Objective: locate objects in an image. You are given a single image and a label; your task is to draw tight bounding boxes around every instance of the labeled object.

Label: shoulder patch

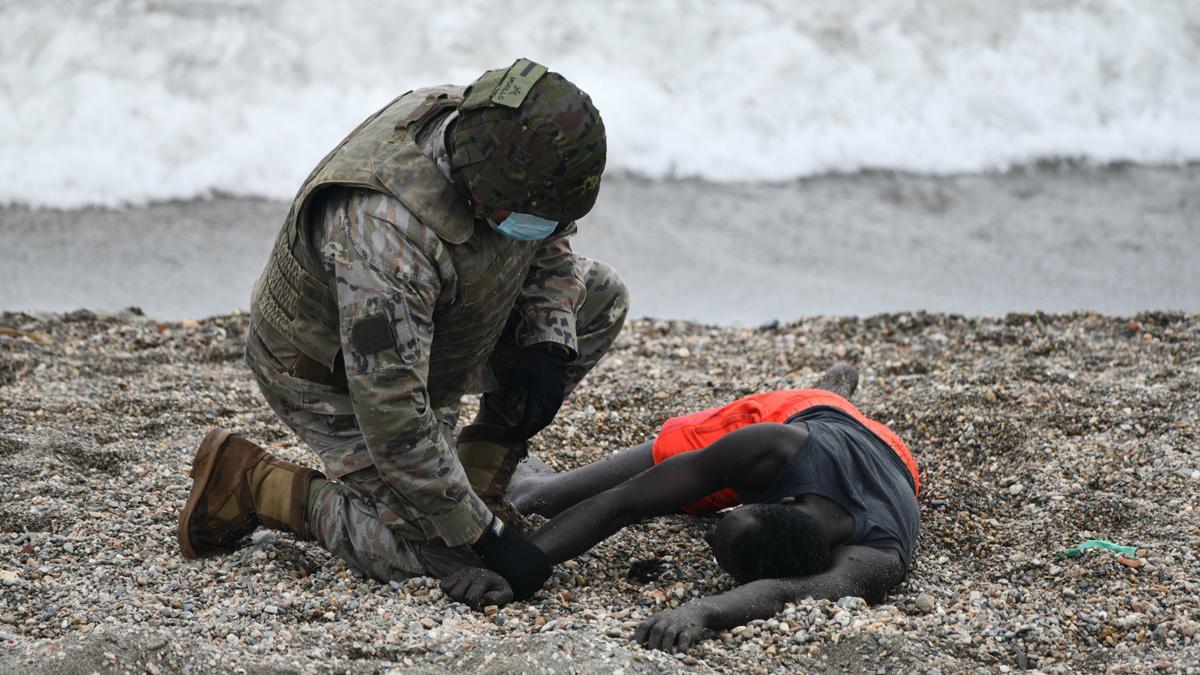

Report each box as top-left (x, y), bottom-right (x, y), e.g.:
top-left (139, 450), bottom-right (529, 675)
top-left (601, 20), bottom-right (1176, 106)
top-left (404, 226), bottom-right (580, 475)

top-left (350, 313), bottom-right (395, 355)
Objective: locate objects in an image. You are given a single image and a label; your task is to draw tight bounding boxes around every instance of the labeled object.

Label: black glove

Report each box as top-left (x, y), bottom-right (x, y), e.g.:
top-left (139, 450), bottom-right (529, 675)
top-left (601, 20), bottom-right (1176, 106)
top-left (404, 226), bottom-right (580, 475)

top-left (499, 342), bottom-right (572, 442)
top-left (470, 516), bottom-right (552, 600)
top-left (440, 567), bottom-right (514, 610)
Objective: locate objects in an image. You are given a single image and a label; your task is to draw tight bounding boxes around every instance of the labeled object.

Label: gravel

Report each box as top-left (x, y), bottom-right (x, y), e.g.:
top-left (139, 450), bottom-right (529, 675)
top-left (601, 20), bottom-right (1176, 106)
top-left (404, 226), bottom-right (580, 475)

top-left (0, 309), bottom-right (1198, 672)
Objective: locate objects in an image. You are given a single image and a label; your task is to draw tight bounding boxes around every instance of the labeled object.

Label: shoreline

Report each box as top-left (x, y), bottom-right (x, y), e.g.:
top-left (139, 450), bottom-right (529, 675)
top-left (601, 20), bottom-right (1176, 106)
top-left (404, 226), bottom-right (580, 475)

top-left (2, 165), bottom-right (1198, 323)
top-left (1, 310), bottom-right (1197, 672)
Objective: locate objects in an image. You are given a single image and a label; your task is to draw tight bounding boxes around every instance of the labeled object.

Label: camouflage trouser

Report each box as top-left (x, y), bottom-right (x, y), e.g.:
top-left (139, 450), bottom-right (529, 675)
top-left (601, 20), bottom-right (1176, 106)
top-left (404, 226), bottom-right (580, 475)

top-left (250, 257), bottom-right (628, 581)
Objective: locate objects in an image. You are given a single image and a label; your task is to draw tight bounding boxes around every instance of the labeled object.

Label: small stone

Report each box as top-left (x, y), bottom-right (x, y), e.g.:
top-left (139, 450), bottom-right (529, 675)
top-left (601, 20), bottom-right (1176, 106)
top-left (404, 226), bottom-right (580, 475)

top-left (1008, 483), bottom-right (1024, 495)
top-left (836, 596), bottom-right (867, 611)
top-left (792, 631), bottom-right (809, 644)
top-left (915, 593), bottom-right (935, 614)
top-left (833, 611), bottom-right (851, 627)
top-left (983, 390), bottom-right (997, 403)
top-left (420, 618), bottom-right (435, 629)
top-left (264, 605), bottom-right (279, 615)
top-left (0, 571), bottom-right (18, 586)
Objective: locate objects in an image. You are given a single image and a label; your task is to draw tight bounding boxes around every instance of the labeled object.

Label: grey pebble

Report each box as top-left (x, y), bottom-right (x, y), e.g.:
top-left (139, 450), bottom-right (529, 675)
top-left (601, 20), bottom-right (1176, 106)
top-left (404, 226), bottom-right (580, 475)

top-left (915, 593), bottom-right (935, 614)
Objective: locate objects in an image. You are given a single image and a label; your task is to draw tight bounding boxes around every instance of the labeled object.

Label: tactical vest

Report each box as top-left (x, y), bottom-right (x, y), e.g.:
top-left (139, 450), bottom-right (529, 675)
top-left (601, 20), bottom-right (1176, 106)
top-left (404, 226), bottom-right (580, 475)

top-left (251, 86), bottom-right (541, 408)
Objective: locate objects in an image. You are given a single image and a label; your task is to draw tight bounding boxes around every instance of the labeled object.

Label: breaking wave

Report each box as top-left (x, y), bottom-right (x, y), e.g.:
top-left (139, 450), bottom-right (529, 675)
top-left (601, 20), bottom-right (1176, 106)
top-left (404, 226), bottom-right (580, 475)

top-left (2, 0), bottom-right (1198, 207)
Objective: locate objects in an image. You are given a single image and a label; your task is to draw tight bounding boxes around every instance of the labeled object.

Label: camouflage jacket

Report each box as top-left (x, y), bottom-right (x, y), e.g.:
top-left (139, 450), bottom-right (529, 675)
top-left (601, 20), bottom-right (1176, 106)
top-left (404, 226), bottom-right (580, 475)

top-left (248, 88), bottom-right (586, 546)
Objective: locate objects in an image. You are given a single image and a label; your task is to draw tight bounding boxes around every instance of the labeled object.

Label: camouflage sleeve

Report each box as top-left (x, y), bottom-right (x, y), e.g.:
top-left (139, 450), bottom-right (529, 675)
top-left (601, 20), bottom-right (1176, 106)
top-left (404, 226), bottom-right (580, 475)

top-left (322, 189), bottom-right (492, 547)
top-left (514, 221), bottom-right (585, 354)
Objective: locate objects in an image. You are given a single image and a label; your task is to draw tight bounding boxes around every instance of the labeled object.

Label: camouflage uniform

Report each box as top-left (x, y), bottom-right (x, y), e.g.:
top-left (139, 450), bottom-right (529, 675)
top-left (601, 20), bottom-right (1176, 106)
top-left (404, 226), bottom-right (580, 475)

top-left (245, 83), bottom-right (625, 581)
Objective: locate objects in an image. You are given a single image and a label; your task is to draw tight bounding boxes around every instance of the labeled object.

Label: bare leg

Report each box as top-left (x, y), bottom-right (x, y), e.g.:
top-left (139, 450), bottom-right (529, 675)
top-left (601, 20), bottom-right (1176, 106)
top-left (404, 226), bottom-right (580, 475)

top-left (814, 363), bottom-right (858, 400)
top-left (507, 441), bottom-right (654, 518)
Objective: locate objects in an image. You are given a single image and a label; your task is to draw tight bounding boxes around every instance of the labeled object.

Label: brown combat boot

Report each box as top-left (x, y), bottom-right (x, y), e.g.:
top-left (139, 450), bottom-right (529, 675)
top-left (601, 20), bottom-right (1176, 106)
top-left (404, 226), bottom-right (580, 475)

top-left (456, 423), bottom-right (532, 533)
top-left (178, 428), bottom-right (324, 559)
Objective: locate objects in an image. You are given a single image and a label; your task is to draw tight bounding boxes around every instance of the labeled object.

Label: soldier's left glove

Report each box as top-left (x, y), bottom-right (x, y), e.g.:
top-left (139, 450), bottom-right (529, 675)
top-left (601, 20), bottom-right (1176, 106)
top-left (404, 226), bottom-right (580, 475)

top-left (500, 342), bottom-right (572, 442)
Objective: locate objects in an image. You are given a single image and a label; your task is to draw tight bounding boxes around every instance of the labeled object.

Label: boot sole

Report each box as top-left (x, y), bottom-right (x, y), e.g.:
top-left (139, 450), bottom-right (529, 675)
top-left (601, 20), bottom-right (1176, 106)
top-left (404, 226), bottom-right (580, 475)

top-left (177, 428), bottom-right (233, 559)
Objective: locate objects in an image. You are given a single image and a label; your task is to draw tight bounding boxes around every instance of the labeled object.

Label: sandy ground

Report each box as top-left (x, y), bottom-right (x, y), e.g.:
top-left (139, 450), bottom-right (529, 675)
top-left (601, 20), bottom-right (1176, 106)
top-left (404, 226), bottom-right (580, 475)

top-left (2, 165), bottom-right (1198, 323)
top-left (0, 310), bottom-right (1197, 673)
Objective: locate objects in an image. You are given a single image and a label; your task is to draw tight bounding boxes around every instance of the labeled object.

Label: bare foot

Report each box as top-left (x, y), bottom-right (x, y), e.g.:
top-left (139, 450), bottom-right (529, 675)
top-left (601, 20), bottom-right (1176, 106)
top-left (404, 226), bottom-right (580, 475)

top-left (506, 455), bottom-right (556, 515)
top-left (813, 363), bottom-right (859, 400)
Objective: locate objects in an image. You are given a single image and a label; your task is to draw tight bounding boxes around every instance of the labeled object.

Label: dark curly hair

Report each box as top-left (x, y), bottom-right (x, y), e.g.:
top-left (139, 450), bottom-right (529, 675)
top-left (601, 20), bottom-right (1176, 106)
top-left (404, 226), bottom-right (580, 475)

top-left (728, 504), bottom-right (832, 583)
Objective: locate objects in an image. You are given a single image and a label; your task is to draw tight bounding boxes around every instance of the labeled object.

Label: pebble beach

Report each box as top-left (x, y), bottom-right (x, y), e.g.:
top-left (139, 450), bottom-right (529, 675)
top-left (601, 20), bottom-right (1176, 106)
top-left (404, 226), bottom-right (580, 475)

top-left (0, 309), bottom-right (1197, 673)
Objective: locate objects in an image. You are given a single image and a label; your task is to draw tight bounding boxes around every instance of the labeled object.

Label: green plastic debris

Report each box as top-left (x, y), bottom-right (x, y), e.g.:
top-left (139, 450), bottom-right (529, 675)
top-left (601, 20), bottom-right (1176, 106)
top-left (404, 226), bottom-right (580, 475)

top-left (1055, 539), bottom-right (1138, 559)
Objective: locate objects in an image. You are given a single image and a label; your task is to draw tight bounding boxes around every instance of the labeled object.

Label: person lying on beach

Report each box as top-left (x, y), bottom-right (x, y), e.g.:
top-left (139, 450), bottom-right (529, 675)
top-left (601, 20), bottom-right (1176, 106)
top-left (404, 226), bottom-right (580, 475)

top-left (441, 364), bottom-right (920, 652)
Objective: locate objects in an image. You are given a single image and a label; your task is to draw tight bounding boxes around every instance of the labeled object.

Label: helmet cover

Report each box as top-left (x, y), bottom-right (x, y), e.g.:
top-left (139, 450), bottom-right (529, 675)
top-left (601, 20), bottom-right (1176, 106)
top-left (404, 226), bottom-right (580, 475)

top-left (450, 58), bottom-right (606, 222)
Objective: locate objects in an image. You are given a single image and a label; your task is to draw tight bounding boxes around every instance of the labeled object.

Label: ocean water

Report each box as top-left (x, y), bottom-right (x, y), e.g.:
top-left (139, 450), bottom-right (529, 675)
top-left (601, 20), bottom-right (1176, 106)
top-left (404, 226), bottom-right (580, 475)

top-left (2, 0), bottom-right (1199, 208)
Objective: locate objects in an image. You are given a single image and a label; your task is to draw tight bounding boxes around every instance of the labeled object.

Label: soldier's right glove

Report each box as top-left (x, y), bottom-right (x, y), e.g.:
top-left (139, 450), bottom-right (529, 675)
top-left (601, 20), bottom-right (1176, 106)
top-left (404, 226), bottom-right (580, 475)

top-left (440, 567), bottom-right (514, 610)
top-left (470, 515), bottom-right (552, 600)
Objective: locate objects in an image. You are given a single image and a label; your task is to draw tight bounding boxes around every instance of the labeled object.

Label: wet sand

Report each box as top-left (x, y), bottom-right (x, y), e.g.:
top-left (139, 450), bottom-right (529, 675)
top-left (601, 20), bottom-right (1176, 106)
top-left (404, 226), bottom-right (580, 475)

top-left (0, 310), bottom-right (1197, 672)
top-left (2, 165), bottom-right (1197, 323)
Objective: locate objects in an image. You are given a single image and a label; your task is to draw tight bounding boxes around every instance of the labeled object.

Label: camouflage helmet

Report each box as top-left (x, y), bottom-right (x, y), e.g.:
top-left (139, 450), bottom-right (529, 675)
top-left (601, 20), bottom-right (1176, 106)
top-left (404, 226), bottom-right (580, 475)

top-left (449, 58), bottom-right (606, 222)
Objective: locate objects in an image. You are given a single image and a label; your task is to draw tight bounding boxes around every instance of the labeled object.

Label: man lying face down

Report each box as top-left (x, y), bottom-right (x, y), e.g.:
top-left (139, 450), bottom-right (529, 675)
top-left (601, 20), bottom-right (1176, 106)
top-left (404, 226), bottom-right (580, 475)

top-left (442, 364), bottom-right (921, 652)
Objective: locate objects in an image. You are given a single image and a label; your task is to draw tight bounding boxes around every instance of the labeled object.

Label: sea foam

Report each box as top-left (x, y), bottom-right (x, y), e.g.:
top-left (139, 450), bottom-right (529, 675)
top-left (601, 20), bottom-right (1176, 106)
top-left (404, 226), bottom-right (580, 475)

top-left (2, 0), bottom-right (1198, 208)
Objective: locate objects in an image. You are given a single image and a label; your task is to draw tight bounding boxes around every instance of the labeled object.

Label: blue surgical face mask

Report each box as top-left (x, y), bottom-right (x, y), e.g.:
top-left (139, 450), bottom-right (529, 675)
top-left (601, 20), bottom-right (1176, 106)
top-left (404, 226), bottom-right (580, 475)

top-left (486, 212), bottom-right (560, 241)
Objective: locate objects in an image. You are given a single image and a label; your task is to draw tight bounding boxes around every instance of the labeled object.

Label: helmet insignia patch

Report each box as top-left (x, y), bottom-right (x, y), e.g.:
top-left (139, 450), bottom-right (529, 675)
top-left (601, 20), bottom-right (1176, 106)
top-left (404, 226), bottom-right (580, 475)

top-left (491, 59), bottom-right (549, 109)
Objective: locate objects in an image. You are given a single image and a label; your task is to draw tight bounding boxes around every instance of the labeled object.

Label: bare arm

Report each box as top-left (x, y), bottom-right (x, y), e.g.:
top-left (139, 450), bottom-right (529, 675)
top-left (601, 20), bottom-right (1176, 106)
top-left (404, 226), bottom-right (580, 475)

top-left (528, 423), bottom-right (802, 563)
top-left (635, 545), bottom-right (906, 652)
top-left (527, 446), bottom-right (722, 563)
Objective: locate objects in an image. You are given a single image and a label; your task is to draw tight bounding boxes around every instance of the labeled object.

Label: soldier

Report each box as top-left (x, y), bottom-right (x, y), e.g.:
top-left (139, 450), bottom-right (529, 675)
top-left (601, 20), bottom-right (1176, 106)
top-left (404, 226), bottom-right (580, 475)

top-left (177, 58), bottom-right (627, 601)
